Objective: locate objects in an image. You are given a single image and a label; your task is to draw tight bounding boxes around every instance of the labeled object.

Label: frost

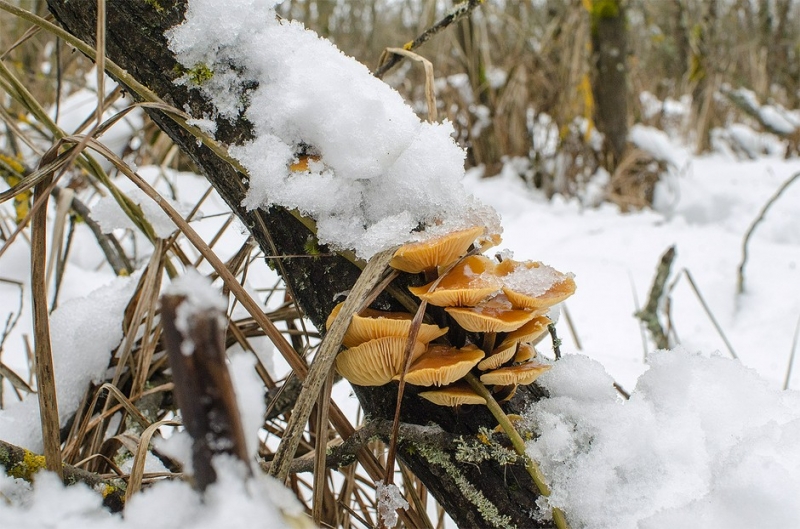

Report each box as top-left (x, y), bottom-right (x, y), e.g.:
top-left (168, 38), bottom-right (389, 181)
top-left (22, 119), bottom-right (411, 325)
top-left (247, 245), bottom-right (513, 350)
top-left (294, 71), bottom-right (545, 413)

top-left (376, 481), bottom-right (409, 528)
top-left (502, 262), bottom-right (573, 298)
top-left (167, 0), bottom-right (499, 259)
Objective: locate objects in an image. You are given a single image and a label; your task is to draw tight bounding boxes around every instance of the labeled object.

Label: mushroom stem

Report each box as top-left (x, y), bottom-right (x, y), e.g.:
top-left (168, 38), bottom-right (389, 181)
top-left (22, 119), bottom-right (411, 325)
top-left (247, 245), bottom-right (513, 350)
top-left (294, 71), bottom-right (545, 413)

top-left (482, 332), bottom-right (496, 355)
top-left (464, 373), bottom-right (570, 529)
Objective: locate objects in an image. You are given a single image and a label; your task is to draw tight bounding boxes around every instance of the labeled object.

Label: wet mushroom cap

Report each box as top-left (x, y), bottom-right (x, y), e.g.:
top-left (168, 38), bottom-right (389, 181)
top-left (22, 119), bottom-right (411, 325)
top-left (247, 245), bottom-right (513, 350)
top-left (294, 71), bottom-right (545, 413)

top-left (408, 255), bottom-right (501, 307)
top-left (445, 294), bottom-right (539, 333)
top-left (477, 341), bottom-right (517, 371)
top-left (418, 383), bottom-right (486, 406)
top-left (389, 226), bottom-right (485, 274)
top-left (496, 259), bottom-right (576, 310)
top-left (336, 337), bottom-right (425, 386)
top-left (479, 362), bottom-right (552, 386)
top-left (402, 344), bottom-right (485, 386)
top-left (498, 316), bottom-right (552, 349)
top-left (513, 343), bottom-right (537, 363)
top-left (326, 303), bottom-right (448, 348)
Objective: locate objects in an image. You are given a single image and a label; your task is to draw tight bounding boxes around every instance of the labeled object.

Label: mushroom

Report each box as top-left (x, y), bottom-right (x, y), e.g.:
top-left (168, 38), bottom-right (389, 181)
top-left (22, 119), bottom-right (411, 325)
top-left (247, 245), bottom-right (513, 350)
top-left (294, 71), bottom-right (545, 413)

top-left (401, 344), bottom-right (485, 387)
top-left (496, 259), bottom-right (576, 310)
top-left (476, 341), bottom-right (517, 371)
top-left (479, 362), bottom-right (552, 386)
top-left (289, 154), bottom-right (321, 172)
top-left (491, 384), bottom-right (517, 403)
top-left (326, 303), bottom-right (448, 348)
top-left (418, 383), bottom-right (486, 406)
top-left (389, 226), bottom-right (485, 275)
top-left (444, 294), bottom-right (539, 334)
top-left (408, 255), bottom-right (501, 307)
top-left (335, 337), bottom-right (425, 386)
top-left (513, 343), bottom-right (537, 363)
top-left (497, 315), bottom-right (551, 349)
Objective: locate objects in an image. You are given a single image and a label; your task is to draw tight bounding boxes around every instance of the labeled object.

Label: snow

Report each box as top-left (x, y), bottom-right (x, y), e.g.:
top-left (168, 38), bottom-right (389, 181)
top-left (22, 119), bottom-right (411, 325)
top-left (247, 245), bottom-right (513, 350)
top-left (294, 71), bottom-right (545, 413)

top-left (629, 124), bottom-right (688, 168)
top-left (90, 187), bottom-right (187, 239)
top-left (0, 459), bottom-right (308, 529)
top-left (376, 481), bottom-right (409, 528)
top-left (0, 275), bottom-right (136, 451)
top-left (525, 351), bottom-right (800, 529)
top-left (167, 0), bottom-right (499, 259)
top-left (164, 269), bottom-right (228, 356)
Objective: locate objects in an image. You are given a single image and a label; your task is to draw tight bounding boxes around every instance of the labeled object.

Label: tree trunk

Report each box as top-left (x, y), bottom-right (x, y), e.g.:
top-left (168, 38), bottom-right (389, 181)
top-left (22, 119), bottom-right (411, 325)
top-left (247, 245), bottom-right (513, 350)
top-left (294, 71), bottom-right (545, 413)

top-left (45, 1), bottom-right (553, 527)
top-left (590, 0), bottom-right (628, 168)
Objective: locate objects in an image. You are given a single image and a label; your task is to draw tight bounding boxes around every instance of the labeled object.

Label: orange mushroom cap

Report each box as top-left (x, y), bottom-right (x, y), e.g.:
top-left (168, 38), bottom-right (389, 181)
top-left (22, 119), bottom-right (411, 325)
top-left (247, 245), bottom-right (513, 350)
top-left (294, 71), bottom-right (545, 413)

top-left (336, 337), bottom-right (425, 386)
top-left (408, 255), bottom-right (501, 307)
top-left (513, 343), bottom-right (537, 363)
top-left (389, 226), bottom-right (485, 274)
top-left (326, 303), bottom-right (448, 348)
top-left (479, 362), bottom-right (552, 386)
top-left (477, 341), bottom-right (517, 371)
top-left (402, 344), bottom-right (485, 386)
top-left (445, 294), bottom-right (540, 333)
top-left (496, 259), bottom-right (576, 310)
top-left (418, 383), bottom-right (486, 406)
top-left (498, 315), bottom-right (552, 349)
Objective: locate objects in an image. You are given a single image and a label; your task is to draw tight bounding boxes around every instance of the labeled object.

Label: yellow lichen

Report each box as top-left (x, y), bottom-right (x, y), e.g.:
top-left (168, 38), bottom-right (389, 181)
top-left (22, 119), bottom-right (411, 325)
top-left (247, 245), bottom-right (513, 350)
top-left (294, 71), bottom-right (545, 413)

top-left (8, 450), bottom-right (46, 480)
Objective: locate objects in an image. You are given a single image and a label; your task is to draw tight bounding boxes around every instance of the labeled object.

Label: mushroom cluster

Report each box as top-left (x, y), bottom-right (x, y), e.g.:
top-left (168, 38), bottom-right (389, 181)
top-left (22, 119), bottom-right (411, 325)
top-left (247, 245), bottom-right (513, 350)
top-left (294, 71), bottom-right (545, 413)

top-left (332, 226), bottom-right (576, 407)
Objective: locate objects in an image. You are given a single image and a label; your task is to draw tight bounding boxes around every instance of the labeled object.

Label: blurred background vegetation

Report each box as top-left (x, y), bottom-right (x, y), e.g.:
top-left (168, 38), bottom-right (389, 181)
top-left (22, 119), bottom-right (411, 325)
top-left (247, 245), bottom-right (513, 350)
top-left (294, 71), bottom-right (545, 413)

top-left (2, 0), bottom-right (798, 210)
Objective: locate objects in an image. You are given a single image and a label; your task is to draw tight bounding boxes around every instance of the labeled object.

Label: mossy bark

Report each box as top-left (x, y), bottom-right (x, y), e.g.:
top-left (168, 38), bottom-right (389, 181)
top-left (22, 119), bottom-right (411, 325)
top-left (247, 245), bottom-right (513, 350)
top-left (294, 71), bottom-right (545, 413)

top-left (46, 2), bottom-right (555, 526)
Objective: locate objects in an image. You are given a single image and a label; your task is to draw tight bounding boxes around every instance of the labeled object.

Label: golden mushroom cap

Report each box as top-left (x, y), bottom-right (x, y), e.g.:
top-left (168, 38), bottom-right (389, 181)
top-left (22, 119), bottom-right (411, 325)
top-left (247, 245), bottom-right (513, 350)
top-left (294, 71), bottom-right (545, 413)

top-left (402, 344), bottom-right (485, 387)
top-left (326, 303), bottom-right (448, 348)
top-left (513, 343), bottom-right (537, 363)
top-left (498, 316), bottom-right (552, 349)
top-left (496, 259), bottom-right (576, 310)
top-left (479, 362), bottom-right (552, 386)
top-left (336, 337), bottom-right (425, 386)
top-left (408, 255), bottom-right (502, 307)
top-left (477, 341), bottom-right (517, 371)
top-left (389, 226), bottom-right (485, 274)
top-left (418, 383), bottom-right (486, 406)
top-left (445, 294), bottom-right (539, 333)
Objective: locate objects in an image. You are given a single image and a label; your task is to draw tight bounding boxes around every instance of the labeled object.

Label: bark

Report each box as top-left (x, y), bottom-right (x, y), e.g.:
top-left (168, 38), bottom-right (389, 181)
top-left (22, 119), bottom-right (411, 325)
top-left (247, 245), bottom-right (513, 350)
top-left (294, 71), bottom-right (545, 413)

top-left (45, 1), bottom-right (553, 527)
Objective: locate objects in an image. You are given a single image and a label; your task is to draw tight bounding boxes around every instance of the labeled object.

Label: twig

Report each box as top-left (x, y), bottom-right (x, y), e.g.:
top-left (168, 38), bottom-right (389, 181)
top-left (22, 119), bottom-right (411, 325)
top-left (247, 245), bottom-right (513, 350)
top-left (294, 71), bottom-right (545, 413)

top-left (561, 304), bottom-right (582, 351)
top-left (374, 0), bottom-right (485, 79)
top-left (737, 170), bottom-right (800, 294)
top-left (312, 370), bottom-right (334, 525)
top-left (51, 186), bottom-right (132, 275)
top-left (161, 293), bottom-right (250, 492)
top-left (547, 323), bottom-right (562, 360)
top-left (464, 373), bottom-right (570, 529)
top-left (269, 248), bottom-right (395, 482)
top-left (635, 246), bottom-right (676, 351)
top-left (379, 48), bottom-right (438, 122)
top-left (681, 268), bottom-right (739, 360)
top-left (783, 313), bottom-right (800, 390)
top-left (30, 147), bottom-right (62, 479)
top-left (260, 420), bottom-right (455, 475)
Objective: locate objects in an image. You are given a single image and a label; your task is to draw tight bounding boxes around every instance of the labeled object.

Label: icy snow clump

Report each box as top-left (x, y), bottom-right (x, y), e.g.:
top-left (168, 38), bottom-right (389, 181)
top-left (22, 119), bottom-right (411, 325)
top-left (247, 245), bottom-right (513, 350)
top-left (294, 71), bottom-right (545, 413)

top-left (525, 350), bottom-right (800, 529)
top-left (167, 0), bottom-right (499, 259)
